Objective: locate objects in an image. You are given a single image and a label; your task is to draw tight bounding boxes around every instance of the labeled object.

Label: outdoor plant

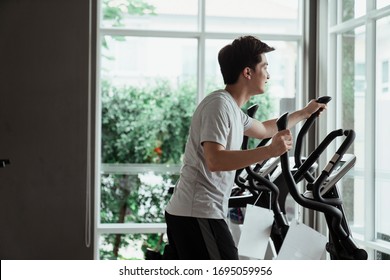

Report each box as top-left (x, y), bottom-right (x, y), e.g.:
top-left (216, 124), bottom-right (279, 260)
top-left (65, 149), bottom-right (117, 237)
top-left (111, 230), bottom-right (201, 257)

top-left (100, 79), bottom-right (196, 259)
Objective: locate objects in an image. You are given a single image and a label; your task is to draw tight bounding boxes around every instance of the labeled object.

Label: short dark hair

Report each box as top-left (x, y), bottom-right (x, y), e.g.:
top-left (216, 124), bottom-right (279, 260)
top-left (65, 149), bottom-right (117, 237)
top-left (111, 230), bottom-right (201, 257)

top-left (218, 36), bottom-right (275, 85)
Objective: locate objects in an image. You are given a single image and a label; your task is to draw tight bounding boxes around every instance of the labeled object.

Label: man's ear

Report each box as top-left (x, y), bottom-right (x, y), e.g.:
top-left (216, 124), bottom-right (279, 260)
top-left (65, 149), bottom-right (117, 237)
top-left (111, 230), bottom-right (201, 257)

top-left (243, 67), bottom-right (251, 79)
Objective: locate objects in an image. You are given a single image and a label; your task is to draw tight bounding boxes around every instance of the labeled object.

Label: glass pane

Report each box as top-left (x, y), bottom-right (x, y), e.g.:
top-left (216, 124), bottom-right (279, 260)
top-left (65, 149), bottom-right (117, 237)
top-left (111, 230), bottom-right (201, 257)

top-left (341, 0), bottom-right (366, 22)
top-left (377, 0), bottom-right (390, 9)
top-left (205, 0), bottom-right (300, 34)
top-left (101, 36), bottom-right (197, 87)
top-left (339, 26), bottom-right (366, 236)
top-left (376, 250), bottom-right (390, 260)
top-left (204, 39), bottom-right (226, 93)
top-left (375, 16), bottom-right (390, 243)
top-left (101, 0), bottom-right (198, 31)
top-left (101, 36), bottom-right (197, 165)
top-left (100, 172), bottom-right (178, 223)
top-left (100, 233), bottom-right (167, 259)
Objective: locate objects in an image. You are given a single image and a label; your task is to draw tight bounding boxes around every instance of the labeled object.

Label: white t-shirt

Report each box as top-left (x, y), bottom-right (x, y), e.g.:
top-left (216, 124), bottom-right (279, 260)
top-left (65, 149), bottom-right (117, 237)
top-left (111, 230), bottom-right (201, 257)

top-left (165, 90), bottom-right (253, 219)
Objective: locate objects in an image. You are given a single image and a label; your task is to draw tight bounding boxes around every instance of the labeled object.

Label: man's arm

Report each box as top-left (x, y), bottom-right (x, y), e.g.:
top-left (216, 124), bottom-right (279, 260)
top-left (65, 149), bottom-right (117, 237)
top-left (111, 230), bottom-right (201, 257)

top-left (203, 99), bottom-right (326, 172)
top-left (203, 129), bottom-right (292, 172)
top-left (244, 99), bottom-right (326, 140)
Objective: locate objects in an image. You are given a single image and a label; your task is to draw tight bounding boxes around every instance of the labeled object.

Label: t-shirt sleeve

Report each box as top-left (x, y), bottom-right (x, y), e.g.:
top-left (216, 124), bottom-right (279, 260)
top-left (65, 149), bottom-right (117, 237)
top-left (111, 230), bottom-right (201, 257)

top-left (200, 100), bottom-right (230, 148)
top-left (242, 110), bottom-right (254, 131)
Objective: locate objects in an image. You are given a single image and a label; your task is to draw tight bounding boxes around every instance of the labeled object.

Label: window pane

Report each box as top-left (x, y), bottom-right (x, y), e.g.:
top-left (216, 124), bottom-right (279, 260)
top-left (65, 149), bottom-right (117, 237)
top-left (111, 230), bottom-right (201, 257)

top-left (375, 16), bottom-right (390, 243)
top-left (204, 39), bottom-right (226, 93)
top-left (382, 61), bottom-right (389, 84)
top-left (100, 36), bottom-right (196, 226)
top-left (339, 26), bottom-right (366, 236)
top-left (376, 250), bottom-right (390, 260)
top-left (101, 36), bottom-right (197, 87)
top-left (377, 0), bottom-right (390, 9)
top-left (205, 0), bottom-right (300, 34)
top-left (341, 0), bottom-right (366, 22)
top-left (100, 233), bottom-right (167, 260)
top-left (101, 36), bottom-right (197, 165)
top-left (100, 172), bottom-right (178, 224)
top-left (101, 0), bottom-right (198, 31)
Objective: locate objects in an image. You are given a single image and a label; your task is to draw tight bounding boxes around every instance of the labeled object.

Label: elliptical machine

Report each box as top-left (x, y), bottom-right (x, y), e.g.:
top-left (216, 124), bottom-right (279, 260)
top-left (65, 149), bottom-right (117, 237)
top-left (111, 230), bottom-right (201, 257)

top-left (229, 98), bottom-right (329, 255)
top-left (229, 96), bottom-right (367, 259)
top-left (276, 109), bottom-right (368, 260)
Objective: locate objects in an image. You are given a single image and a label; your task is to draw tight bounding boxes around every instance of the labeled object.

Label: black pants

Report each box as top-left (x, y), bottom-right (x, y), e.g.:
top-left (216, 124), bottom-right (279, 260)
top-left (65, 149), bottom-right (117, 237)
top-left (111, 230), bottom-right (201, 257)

top-left (164, 211), bottom-right (238, 260)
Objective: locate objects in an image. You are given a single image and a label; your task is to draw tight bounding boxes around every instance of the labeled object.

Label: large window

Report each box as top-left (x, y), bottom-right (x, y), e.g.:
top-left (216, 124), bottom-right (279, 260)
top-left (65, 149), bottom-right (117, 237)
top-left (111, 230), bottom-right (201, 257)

top-left (327, 0), bottom-right (390, 259)
top-left (96, 0), bottom-right (302, 259)
top-left (375, 15), bottom-right (390, 253)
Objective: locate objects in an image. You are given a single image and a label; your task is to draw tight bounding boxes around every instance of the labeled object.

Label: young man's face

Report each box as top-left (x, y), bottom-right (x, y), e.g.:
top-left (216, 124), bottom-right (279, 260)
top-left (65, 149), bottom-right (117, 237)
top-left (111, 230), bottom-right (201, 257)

top-left (251, 53), bottom-right (270, 94)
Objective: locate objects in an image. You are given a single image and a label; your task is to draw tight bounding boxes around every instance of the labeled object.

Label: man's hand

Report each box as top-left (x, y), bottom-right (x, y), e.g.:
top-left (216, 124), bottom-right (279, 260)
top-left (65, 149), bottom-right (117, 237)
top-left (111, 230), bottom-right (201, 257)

top-left (303, 99), bottom-right (327, 118)
top-left (269, 129), bottom-right (293, 157)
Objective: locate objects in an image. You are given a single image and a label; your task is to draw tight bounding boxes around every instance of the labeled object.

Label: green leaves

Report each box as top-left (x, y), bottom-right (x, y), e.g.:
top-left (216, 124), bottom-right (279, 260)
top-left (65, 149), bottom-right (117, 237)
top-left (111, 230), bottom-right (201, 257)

top-left (102, 0), bottom-right (156, 27)
top-left (101, 79), bottom-right (196, 164)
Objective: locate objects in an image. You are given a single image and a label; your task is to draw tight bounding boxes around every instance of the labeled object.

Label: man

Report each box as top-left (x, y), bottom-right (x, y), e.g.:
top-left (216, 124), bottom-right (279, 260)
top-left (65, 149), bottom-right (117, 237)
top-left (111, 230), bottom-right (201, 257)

top-left (164, 35), bottom-right (326, 259)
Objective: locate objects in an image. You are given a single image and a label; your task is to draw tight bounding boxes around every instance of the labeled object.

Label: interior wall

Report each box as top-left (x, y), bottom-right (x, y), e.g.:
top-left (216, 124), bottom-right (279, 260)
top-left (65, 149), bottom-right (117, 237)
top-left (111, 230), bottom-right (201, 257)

top-left (0, 0), bottom-right (96, 259)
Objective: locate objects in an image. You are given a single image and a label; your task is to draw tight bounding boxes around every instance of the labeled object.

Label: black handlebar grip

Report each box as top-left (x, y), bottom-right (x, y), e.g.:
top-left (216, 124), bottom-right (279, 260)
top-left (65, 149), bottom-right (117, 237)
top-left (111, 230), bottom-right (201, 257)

top-left (241, 104), bottom-right (259, 150)
top-left (246, 104), bottom-right (259, 118)
top-left (313, 96), bottom-right (331, 117)
top-left (276, 112), bottom-right (289, 131)
top-left (316, 96), bottom-right (332, 104)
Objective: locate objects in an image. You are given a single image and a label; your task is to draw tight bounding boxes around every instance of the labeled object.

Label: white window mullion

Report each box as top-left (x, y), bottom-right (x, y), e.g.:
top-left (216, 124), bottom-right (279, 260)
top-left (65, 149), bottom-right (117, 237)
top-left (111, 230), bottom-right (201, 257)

top-left (318, 0), bottom-right (329, 169)
top-left (327, 0), bottom-right (338, 152)
top-left (100, 28), bottom-right (201, 38)
top-left (335, 32), bottom-right (343, 132)
top-left (197, 0), bottom-right (206, 103)
top-left (364, 0), bottom-right (377, 259)
top-left (301, 0), bottom-right (309, 111)
top-left (97, 223), bottom-right (166, 235)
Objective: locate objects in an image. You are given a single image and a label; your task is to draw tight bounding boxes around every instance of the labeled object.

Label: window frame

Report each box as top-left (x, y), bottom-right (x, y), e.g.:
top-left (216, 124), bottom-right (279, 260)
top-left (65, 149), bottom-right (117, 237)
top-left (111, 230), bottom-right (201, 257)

top-left (94, 0), bottom-right (306, 259)
top-left (324, 0), bottom-right (390, 258)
